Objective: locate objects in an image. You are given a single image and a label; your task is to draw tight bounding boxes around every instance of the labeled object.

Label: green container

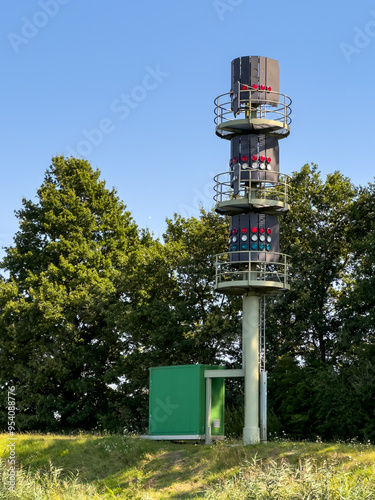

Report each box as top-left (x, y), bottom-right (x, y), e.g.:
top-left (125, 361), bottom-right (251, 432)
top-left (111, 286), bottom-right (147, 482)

top-left (149, 365), bottom-right (225, 438)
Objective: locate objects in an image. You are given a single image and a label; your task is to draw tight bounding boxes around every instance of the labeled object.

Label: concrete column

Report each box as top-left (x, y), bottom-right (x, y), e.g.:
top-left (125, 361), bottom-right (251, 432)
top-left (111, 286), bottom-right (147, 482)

top-left (242, 293), bottom-right (260, 445)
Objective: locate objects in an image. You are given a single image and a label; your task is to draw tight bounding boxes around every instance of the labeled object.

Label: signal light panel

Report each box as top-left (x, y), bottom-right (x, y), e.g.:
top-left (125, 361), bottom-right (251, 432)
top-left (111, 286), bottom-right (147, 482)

top-left (229, 214), bottom-right (279, 263)
top-left (229, 135), bottom-right (280, 195)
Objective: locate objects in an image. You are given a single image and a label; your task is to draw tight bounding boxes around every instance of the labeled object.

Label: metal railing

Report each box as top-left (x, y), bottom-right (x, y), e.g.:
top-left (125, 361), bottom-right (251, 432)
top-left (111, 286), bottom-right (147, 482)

top-left (214, 84), bottom-right (292, 134)
top-left (214, 251), bottom-right (290, 291)
top-left (213, 168), bottom-right (290, 209)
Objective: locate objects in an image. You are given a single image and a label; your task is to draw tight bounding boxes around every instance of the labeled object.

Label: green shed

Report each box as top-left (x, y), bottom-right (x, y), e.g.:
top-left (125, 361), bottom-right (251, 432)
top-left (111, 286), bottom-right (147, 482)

top-left (147, 364), bottom-right (225, 439)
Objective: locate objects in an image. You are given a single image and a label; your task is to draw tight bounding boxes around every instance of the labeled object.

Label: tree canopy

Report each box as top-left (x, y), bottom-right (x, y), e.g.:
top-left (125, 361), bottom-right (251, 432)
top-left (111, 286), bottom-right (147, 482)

top-left (0, 156), bottom-right (139, 431)
top-left (1, 157), bottom-right (375, 441)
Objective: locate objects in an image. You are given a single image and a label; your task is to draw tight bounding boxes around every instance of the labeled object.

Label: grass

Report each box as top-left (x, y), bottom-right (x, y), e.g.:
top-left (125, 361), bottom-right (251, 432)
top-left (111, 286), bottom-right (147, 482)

top-left (1, 433), bottom-right (375, 498)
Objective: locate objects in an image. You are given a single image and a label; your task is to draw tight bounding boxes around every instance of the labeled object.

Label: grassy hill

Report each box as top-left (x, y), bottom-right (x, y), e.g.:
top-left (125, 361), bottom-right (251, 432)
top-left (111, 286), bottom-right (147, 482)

top-left (1, 433), bottom-right (375, 498)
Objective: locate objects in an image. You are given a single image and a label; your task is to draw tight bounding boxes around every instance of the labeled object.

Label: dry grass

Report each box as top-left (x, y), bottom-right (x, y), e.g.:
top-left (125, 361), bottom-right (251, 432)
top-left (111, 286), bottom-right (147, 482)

top-left (0, 433), bottom-right (374, 498)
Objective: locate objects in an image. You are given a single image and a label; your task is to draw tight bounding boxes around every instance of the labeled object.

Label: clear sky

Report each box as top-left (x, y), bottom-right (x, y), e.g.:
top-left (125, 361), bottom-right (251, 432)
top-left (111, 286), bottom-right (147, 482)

top-left (1, 0), bottom-right (375, 259)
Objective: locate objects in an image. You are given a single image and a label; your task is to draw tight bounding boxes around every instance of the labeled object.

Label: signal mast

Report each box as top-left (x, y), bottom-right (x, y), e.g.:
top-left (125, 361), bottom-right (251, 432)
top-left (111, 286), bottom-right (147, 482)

top-left (213, 56), bottom-right (292, 444)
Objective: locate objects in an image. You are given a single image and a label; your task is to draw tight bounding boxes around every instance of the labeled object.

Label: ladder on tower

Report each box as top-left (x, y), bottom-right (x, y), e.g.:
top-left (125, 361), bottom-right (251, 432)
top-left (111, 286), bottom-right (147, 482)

top-left (259, 296), bottom-right (267, 442)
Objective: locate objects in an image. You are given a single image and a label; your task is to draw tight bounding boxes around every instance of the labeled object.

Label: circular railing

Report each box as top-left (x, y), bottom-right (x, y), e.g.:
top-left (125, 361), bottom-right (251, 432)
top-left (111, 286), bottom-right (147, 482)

top-left (213, 169), bottom-right (290, 214)
top-left (214, 86), bottom-right (292, 139)
top-left (214, 251), bottom-right (290, 295)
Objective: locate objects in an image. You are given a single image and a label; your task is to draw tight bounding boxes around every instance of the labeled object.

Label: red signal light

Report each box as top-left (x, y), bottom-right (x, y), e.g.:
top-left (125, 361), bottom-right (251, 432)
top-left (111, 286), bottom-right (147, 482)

top-left (233, 157), bottom-right (237, 163)
top-left (260, 156), bottom-right (266, 162)
top-left (252, 84), bottom-right (258, 89)
top-left (267, 86), bottom-right (271, 91)
top-left (266, 157), bottom-right (271, 163)
top-left (241, 227), bottom-right (248, 233)
top-left (251, 227), bottom-right (257, 233)
top-left (260, 85), bottom-right (266, 90)
top-left (260, 227), bottom-right (265, 234)
top-left (241, 85), bottom-right (247, 90)
top-left (242, 155), bottom-right (248, 162)
top-left (251, 155), bottom-right (257, 162)
top-left (232, 228), bottom-right (237, 235)
top-left (267, 228), bottom-right (271, 235)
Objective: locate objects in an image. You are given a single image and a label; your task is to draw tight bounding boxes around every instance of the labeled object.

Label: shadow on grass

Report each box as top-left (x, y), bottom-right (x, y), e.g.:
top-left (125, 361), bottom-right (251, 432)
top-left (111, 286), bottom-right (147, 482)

top-left (1, 434), bottom-right (160, 481)
top-left (1, 435), bottom-right (374, 499)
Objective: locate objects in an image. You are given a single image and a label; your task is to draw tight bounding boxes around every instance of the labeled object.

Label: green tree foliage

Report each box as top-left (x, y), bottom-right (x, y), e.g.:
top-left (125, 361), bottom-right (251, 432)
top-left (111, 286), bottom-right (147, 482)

top-left (267, 165), bottom-right (357, 366)
top-left (1, 158), bottom-right (375, 441)
top-left (119, 211), bottom-right (243, 431)
top-left (338, 182), bottom-right (375, 346)
top-left (267, 166), bottom-right (375, 442)
top-left (0, 156), bottom-right (139, 432)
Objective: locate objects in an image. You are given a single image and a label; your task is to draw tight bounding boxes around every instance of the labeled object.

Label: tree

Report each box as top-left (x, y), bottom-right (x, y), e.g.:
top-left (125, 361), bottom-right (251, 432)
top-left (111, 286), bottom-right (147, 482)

top-left (0, 156), bottom-right (139, 432)
top-left (118, 210), bottom-right (243, 431)
top-left (338, 182), bottom-right (375, 350)
top-left (265, 165), bottom-right (364, 440)
top-left (266, 164), bottom-right (357, 367)
top-left (329, 181), bottom-right (375, 441)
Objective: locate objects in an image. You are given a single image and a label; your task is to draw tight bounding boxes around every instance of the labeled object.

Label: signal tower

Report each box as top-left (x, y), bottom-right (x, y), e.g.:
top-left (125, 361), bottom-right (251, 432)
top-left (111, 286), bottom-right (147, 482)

top-left (213, 56), bottom-right (292, 444)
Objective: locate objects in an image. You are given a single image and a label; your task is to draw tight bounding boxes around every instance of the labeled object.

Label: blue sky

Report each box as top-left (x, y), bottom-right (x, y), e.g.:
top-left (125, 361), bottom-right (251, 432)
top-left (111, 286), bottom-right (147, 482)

top-left (1, 0), bottom-right (375, 259)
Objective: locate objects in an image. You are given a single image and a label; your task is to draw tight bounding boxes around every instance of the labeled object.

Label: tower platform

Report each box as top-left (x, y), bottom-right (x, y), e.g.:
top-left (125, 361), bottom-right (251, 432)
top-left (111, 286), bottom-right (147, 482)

top-left (214, 251), bottom-right (290, 295)
top-left (214, 169), bottom-right (290, 216)
top-left (214, 88), bottom-right (292, 140)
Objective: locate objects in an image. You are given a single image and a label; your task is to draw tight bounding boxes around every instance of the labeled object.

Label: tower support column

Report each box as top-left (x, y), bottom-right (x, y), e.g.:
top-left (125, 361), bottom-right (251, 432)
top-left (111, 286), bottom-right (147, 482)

top-left (242, 293), bottom-right (260, 445)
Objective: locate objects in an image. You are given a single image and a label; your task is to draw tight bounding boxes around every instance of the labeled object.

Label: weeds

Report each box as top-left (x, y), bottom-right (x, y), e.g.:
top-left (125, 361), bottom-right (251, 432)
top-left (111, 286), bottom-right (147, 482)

top-left (0, 459), bottom-right (102, 499)
top-left (203, 455), bottom-right (375, 499)
top-left (1, 434), bottom-right (375, 499)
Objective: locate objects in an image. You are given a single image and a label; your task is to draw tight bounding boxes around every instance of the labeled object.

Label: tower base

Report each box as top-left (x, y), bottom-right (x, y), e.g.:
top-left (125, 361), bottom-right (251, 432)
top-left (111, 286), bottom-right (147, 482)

top-left (243, 426), bottom-right (260, 445)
